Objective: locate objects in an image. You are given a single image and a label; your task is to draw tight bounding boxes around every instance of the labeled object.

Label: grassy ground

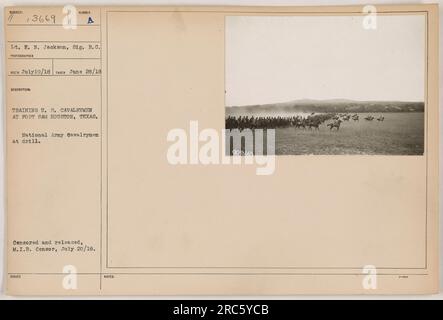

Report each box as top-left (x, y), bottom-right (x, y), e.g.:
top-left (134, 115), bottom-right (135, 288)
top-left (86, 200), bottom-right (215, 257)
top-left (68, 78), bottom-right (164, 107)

top-left (228, 112), bottom-right (424, 155)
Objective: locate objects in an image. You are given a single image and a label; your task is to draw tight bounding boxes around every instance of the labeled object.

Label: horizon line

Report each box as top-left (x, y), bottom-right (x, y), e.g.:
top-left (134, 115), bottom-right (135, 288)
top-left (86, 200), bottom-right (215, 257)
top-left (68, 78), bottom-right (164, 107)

top-left (226, 98), bottom-right (425, 108)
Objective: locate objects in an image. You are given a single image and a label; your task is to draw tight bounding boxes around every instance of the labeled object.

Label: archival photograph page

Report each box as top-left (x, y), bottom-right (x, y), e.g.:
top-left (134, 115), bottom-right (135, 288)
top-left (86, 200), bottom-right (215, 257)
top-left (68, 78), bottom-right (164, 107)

top-left (4, 4), bottom-right (439, 295)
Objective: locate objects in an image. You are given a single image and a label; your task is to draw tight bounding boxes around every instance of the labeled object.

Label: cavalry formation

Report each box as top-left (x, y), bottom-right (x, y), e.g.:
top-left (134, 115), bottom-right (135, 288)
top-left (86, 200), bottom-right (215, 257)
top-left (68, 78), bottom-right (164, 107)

top-left (226, 113), bottom-right (386, 132)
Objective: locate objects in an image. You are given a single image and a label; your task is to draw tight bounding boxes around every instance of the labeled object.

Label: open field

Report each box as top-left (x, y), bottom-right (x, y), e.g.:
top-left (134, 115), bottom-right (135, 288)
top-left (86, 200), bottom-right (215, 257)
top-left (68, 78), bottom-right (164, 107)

top-left (225, 112), bottom-right (424, 155)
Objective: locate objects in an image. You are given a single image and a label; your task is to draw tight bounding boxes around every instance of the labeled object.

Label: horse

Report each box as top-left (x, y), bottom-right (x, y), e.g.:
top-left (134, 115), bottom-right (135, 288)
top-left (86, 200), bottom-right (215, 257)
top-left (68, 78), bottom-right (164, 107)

top-left (294, 122), bottom-right (306, 129)
top-left (308, 122), bottom-right (320, 130)
top-left (327, 120), bottom-right (341, 131)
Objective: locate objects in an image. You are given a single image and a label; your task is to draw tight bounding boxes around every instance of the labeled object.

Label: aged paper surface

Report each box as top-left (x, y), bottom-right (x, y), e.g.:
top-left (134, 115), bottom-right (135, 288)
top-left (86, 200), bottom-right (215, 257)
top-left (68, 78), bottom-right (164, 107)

top-left (4, 4), bottom-right (439, 295)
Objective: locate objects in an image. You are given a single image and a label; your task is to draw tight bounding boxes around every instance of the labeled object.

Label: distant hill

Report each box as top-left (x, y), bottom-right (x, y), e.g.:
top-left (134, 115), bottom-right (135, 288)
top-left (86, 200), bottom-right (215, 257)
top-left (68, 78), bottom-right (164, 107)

top-left (226, 99), bottom-right (424, 114)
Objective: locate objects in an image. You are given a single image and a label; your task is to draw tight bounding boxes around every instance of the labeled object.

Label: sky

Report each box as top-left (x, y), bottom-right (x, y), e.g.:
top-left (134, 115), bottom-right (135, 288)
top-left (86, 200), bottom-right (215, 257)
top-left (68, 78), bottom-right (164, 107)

top-left (225, 15), bottom-right (425, 106)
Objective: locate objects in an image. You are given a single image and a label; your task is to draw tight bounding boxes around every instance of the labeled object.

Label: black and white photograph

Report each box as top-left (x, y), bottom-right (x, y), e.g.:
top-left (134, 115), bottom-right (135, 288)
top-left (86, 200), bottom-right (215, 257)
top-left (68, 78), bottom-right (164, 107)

top-left (225, 15), bottom-right (425, 155)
